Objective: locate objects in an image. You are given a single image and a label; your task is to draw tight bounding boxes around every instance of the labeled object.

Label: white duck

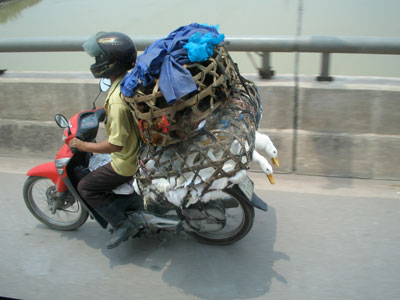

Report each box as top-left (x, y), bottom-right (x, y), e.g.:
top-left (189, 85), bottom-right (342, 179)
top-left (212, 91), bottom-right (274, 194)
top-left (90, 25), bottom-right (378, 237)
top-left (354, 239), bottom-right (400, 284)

top-left (252, 149), bottom-right (275, 184)
top-left (255, 131), bottom-right (279, 167)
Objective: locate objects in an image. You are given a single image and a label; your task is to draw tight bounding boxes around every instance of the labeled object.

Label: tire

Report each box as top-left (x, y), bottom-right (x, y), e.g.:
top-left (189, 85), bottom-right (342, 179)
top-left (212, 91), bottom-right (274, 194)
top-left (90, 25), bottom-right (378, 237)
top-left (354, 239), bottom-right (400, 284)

top-left (23, 176), bottom-right (88, 231)
top-left (190, 186), bottom-right (255, 246)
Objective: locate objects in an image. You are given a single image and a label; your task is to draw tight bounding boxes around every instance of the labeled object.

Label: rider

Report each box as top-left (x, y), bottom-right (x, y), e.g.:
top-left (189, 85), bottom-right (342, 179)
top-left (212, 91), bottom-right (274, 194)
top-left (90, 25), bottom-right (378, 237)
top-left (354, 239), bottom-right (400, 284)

top-left (68, 32), bottom-right (141, 249)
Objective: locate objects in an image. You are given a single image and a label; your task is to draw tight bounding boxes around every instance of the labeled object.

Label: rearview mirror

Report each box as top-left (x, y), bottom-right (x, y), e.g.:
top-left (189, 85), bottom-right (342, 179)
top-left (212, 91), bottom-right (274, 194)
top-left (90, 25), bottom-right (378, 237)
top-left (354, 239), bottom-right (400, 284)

top-left (54, 114), bottom-right (69, 128)
top-left (99, 78), bottom-right (111, 93)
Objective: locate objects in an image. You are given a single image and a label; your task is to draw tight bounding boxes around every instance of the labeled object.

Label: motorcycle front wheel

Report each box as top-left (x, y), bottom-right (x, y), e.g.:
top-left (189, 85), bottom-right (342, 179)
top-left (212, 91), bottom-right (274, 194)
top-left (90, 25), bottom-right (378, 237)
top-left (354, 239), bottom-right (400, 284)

top-left (23, 176), bottom-right (88, 231)
top-left (190, 186), bottom-right (255, 245)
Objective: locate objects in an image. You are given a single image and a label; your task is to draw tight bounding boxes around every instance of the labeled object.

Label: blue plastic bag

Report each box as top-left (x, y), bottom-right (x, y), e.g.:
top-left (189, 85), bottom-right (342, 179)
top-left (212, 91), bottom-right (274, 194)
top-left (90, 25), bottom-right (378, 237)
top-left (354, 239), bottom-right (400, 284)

top-left (184, 32), bottom-right (225, 62)
top-left (120, 23), bottom-right (225, 105)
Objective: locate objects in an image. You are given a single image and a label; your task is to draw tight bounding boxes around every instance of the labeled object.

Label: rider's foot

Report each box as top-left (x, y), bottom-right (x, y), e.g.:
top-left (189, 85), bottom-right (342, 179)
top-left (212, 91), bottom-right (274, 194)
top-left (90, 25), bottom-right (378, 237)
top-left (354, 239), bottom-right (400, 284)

top-left (106, 220), bottom-right (139, 249)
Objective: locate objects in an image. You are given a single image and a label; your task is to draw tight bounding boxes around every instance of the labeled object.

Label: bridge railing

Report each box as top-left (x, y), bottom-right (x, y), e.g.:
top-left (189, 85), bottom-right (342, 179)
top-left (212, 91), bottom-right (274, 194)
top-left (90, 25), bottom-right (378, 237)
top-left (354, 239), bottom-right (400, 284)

top-left (1, 35), bottom-right (400, 80)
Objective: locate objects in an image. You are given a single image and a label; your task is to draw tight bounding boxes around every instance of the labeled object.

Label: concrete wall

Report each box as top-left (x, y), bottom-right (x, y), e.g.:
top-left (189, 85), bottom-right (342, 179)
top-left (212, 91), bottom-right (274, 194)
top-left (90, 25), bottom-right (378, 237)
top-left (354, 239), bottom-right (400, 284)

top-left (253, 75), bottom-right (400, 180)
top-left (1, 72), bottom-right (399, 180)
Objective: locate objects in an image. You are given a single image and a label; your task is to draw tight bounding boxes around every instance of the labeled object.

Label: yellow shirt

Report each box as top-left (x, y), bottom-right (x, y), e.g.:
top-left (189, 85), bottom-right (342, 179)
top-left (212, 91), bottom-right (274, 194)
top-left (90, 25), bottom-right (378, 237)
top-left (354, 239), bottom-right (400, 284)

top-left (104, 75), bottom-right (140, 176)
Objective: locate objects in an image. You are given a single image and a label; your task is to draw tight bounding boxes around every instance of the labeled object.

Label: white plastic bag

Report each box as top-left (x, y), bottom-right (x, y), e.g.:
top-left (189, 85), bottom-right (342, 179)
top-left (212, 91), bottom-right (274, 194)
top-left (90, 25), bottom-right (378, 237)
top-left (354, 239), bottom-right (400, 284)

top-left (88, 154), bottom-right (111, 172)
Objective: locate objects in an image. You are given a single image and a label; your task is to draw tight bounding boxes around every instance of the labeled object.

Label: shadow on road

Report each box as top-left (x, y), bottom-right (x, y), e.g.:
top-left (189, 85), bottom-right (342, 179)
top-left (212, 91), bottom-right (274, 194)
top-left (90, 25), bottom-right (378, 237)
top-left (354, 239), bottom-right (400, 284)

top-left (60, 207), bottom-right (288, 300)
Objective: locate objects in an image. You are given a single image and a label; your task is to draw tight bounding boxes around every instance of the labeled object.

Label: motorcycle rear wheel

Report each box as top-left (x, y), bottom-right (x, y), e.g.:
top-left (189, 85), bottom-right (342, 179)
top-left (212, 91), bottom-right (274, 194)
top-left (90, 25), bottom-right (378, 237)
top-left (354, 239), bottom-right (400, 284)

top-left (190, 186), bottom-right (255, 245)
top-left (23, 176), bottom-right (88, 231)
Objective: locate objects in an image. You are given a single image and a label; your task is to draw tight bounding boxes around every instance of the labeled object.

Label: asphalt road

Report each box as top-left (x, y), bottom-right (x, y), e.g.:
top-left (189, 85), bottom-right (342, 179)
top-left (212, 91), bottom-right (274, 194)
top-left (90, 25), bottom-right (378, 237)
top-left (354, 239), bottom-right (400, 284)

top-left (1, 156), bottom-right (400, 300)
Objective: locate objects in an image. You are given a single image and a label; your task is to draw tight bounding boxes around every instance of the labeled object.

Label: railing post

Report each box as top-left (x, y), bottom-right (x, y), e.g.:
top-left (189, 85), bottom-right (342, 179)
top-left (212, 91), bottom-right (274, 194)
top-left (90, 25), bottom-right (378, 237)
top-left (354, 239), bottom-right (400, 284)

top-left (259, 52), bottom-right (275, 79)
top-left (316, 52), bottom-right (333, 81)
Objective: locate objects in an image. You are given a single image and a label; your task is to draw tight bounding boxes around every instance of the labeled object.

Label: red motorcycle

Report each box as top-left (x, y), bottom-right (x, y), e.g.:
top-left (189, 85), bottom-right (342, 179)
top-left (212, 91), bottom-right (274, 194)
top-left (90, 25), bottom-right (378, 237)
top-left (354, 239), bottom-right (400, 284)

top-left (23, 79), bottom-right (268, 245)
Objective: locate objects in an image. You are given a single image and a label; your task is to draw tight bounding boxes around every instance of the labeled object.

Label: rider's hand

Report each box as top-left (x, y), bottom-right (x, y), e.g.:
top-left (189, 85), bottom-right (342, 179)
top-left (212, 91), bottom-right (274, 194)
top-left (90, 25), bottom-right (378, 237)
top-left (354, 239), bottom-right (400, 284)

top-left (68, 138), bottom-right (83, 151)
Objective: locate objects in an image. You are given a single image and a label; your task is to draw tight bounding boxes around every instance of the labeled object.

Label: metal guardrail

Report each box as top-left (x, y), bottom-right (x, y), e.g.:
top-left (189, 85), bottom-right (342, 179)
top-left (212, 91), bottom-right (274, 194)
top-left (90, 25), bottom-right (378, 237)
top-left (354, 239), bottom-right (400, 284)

top-left (1, 35), bottom-right (400, 80)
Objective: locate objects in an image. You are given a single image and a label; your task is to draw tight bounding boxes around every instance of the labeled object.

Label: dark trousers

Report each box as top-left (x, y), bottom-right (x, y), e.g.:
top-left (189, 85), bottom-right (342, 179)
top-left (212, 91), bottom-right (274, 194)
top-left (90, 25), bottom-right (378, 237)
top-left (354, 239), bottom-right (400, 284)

top-left (77, 162), bottom-right (132, 209)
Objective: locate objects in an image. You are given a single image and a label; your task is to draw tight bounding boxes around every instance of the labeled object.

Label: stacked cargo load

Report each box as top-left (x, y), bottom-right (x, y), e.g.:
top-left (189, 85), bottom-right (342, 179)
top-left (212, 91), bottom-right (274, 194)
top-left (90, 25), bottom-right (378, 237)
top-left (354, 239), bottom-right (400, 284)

top-left (121, 23), bottom-right (276, 210)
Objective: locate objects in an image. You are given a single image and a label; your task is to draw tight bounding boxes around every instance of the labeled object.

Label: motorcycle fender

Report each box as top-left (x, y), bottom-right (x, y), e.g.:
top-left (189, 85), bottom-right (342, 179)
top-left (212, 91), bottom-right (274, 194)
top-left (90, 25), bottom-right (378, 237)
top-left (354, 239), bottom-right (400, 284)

top-left (237, 176), bottom-right (268, 212)
top-left (26, 162), bottom-right (68, 192)
top-left (251, 192), bottom-right (268, 211)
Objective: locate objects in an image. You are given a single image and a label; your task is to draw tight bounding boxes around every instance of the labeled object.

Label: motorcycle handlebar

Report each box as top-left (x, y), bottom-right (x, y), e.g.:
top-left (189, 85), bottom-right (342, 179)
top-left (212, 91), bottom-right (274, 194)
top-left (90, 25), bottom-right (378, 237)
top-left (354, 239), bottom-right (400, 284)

top-left (70, 136), bottom-right (82, 154)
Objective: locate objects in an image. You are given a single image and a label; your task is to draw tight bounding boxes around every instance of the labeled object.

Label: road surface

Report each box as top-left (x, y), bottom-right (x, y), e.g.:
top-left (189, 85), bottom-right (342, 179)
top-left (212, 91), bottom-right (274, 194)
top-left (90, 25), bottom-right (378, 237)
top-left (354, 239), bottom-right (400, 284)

top-left (0, 156), bottom-right (399, 300)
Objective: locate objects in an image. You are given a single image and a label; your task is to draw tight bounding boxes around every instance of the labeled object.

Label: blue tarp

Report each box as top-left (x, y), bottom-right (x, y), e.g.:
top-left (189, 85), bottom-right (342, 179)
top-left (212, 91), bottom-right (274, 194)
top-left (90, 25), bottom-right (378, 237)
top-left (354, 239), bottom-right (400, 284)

top-left (120, 23), bottom-right (225, 105)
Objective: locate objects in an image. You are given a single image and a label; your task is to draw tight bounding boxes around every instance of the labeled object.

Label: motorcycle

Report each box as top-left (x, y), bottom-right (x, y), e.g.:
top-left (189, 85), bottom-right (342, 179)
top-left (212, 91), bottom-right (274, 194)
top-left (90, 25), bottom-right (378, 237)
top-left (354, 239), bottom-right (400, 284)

top-left (23, 79), bottom-right (268, 246)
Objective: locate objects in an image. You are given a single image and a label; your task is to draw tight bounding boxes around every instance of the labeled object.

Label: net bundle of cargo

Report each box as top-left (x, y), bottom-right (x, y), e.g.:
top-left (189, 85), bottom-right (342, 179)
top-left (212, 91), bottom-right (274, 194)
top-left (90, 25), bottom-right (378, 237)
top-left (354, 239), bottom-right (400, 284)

top-left (121, 24), bottom-right (278, 210)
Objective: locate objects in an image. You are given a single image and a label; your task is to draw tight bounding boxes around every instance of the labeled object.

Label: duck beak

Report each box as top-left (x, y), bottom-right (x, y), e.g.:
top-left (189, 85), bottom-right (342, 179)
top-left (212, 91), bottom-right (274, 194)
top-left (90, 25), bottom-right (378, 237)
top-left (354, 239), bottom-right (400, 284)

top-left (267, 174), bottom-right (275, 184)
top-left (272, 157), bottom-right (280, 167)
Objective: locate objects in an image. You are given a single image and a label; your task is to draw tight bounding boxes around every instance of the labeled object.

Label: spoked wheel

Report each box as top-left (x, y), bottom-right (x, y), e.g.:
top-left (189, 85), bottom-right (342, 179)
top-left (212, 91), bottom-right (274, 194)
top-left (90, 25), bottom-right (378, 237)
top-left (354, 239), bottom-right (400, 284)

top-left (189, 186), bottom-right (255, 245)
top-left (23, 176), bottom-right (88, 231)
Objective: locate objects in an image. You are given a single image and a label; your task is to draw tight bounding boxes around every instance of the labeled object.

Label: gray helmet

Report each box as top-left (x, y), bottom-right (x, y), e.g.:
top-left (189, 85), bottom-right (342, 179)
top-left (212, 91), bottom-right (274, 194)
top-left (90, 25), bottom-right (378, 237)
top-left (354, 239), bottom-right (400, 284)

top-left (83, 31), bottom-right (137, 78)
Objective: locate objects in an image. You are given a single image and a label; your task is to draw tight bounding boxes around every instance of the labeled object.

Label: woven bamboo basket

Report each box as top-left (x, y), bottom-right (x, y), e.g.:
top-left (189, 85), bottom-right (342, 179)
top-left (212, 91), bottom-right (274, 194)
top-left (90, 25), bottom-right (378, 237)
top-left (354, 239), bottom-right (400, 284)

top-left (135, 79), bottom-right (262, 209)
top-left (123, 46), bottom-right (239, 147)
top-left (123, 44), bottom-right (262, 209)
